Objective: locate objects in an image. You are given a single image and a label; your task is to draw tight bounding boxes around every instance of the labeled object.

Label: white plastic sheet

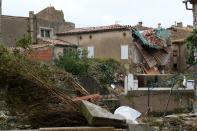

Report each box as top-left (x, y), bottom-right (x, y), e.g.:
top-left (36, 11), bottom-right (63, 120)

top-left (114, 106), bottom-right (141, 124)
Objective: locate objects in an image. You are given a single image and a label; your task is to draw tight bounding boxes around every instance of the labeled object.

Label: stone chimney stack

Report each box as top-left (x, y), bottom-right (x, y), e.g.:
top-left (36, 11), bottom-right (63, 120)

top-left (138, 21), bottom-right (143, 26)
top-left (29, 11), bottom-right (36, 44)
top-left (176, 22), bottom-right (183, 27)
top-left (158, 23), bottom-right (161, 28)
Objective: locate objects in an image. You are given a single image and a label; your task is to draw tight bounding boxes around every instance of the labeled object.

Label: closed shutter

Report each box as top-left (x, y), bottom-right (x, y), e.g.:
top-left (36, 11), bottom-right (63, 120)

top-left (121, 45), bottom-right (128, 59)
top-left (88, 46), bottom-right (94, 58)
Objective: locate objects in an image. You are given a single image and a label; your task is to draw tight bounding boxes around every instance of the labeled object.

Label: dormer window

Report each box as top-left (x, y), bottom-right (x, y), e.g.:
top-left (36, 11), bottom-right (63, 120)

top-left (40, 27), bottom-right (53, 38)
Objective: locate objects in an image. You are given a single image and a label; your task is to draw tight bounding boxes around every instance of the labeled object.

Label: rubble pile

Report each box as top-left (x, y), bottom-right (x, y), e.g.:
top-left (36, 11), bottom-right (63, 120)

top-left (142, 114), bottom-right (197, 131)
top-left (142, 29), bottom-right (167, 49)
top-left (131, 27), bottom-right (171, 74)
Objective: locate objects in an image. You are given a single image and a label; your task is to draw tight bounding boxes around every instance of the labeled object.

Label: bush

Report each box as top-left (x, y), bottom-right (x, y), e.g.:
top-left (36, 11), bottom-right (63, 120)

top-left (186, 29), bottom-right (197, 64)
top-left (55, 49), bottom-right (89, 75)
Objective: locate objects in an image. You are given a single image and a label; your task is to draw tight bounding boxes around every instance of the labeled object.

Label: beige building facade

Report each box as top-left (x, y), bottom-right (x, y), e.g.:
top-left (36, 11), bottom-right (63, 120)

top-left (57, 25), bottom-right (147, 71)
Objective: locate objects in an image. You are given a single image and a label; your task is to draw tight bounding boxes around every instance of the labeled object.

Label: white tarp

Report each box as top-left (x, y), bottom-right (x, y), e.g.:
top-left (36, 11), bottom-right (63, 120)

top-left (114, 106), bottom-right (141, 124)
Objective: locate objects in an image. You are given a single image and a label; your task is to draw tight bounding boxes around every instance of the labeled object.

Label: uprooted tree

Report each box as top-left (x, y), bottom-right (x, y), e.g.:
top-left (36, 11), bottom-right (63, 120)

top-left (0, 45), bottom-right (88, 129)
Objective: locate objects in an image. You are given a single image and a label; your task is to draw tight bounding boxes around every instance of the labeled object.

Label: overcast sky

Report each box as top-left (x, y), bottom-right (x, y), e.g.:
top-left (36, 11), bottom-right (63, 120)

top-left (2, 0), bottom-right (193, 28)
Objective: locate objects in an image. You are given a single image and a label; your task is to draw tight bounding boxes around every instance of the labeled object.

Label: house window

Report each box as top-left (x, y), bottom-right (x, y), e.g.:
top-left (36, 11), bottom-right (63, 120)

top-left (87, 46), bottom-right (94, 58)
top-left (121, 45), bottom-right (128, 59)
top-left (63, 47), bottom-right (75, 56)
top-left (173, 63), bottom-right (177, 69)
top-left (40, 28), bottom-right (53, 38)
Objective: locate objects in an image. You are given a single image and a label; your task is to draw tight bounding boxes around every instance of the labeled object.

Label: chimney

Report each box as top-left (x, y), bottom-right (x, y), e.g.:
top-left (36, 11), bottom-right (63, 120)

top-left (158, 23), bottom-right (161, 28)
top-left (29, 11), bottom-right (37, 44)
top-left (177, 22), bottom-right (183, 27)
top-left (138, 21), bottom-right (143, 26)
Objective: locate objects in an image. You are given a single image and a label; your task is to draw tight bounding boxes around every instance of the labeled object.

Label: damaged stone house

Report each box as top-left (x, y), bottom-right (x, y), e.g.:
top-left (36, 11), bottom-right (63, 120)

top-left (56, 23), bottom-right (175, 74)
top-left (57, 22), bottom-right (152, 72)
top-left (56, 21), bottom-right (193, 74)
top-left (1, 6), bottom-right (76, 62)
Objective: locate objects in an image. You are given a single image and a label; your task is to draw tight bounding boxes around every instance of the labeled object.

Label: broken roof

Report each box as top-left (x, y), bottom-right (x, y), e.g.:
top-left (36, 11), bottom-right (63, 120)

top-left (132, 28), bottom-right (170, 49)
top-left (132, 28), bottom-right (171, 70)
top-left (132, 24), bottom-right (152, 31)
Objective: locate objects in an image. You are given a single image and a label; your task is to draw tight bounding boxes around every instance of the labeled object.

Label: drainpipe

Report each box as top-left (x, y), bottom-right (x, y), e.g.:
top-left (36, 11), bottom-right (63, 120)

top-left (29, 11), bottom-right (36, 44)
top-left (183, 0), bottom-right (197, 29)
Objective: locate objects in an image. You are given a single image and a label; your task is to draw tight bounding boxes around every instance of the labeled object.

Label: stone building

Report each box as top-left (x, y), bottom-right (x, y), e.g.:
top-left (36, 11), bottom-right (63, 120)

top-left (57, 24), bottom-right (169, 73)
top-left (168, 23), bottom-right (192, 72)
top-left (1, 6), bottom-right (75, 46)
top-left (26, 38), bottom-right (77, 62)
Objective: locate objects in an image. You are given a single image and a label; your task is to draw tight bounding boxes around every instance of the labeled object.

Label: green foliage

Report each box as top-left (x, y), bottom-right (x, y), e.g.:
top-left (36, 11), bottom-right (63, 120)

top-left (186, 29), bottom-right (197, 64)
top-left (16, 35), bottom-right (32, 49)
top-left (55, 48), bottom-right (89, 75)
top-left (55, 48), bottom-right (126, 86)
top-left (88, 58), bottom-right (124, 85)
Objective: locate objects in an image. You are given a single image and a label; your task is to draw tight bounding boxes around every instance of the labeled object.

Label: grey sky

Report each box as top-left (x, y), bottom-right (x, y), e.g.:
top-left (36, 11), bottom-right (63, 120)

top-left (3, 0), bottom-right (193, 28)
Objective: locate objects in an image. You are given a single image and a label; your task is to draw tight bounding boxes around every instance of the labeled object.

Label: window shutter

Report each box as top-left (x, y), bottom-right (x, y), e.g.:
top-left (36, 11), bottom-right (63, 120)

top-left (121, 45), bottom-right (128, 59)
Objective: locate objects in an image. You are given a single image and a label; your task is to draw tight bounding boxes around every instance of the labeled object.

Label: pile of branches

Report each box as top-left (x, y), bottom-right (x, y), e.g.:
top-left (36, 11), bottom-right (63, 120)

top-left (0, 46), bottom-right (87, 128)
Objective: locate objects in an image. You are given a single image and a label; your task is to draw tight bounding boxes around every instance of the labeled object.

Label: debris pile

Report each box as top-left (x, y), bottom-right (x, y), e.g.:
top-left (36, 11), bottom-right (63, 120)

top-left (131, 27), bottom-right (171, 74)
top-left (142, 114), bottom-right (197, 131)
top-left (0, 46), bottom-right (88, 129)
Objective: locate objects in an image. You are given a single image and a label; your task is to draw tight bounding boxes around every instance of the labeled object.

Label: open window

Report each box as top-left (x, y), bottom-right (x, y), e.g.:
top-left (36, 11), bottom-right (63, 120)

top-left (40, 27), bottom-right (53, 38)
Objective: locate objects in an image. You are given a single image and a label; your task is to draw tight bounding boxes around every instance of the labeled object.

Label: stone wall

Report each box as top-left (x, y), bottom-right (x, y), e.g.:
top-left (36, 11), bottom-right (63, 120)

top-left (26, 47), bottom-right (53, 62)
top-left (1, 15), bottom-right (29, 46)
top-left (120, 90), bottom-right (194, 115)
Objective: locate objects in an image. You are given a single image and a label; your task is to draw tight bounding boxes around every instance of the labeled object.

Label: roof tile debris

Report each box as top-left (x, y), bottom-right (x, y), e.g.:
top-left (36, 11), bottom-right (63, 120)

top-left (135, 42), bottom-right (157, 68)
top-left (133, 28), bottom-right (172, 70)
top-left (142, 29), bottom-right (167, 49)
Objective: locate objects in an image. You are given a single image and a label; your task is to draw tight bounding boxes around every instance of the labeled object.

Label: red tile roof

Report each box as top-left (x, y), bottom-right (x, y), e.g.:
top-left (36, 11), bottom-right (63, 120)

top-left (57, 24), bottom-right (132, 35)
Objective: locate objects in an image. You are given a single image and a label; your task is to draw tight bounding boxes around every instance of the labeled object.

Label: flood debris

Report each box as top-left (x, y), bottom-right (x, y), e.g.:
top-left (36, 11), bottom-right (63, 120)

top-left (141, 113), bottom-right (197, 131)
top-left (0, 46), bottom-right (88, 129)
top-left (114, 106), bottom-right (141, 124)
